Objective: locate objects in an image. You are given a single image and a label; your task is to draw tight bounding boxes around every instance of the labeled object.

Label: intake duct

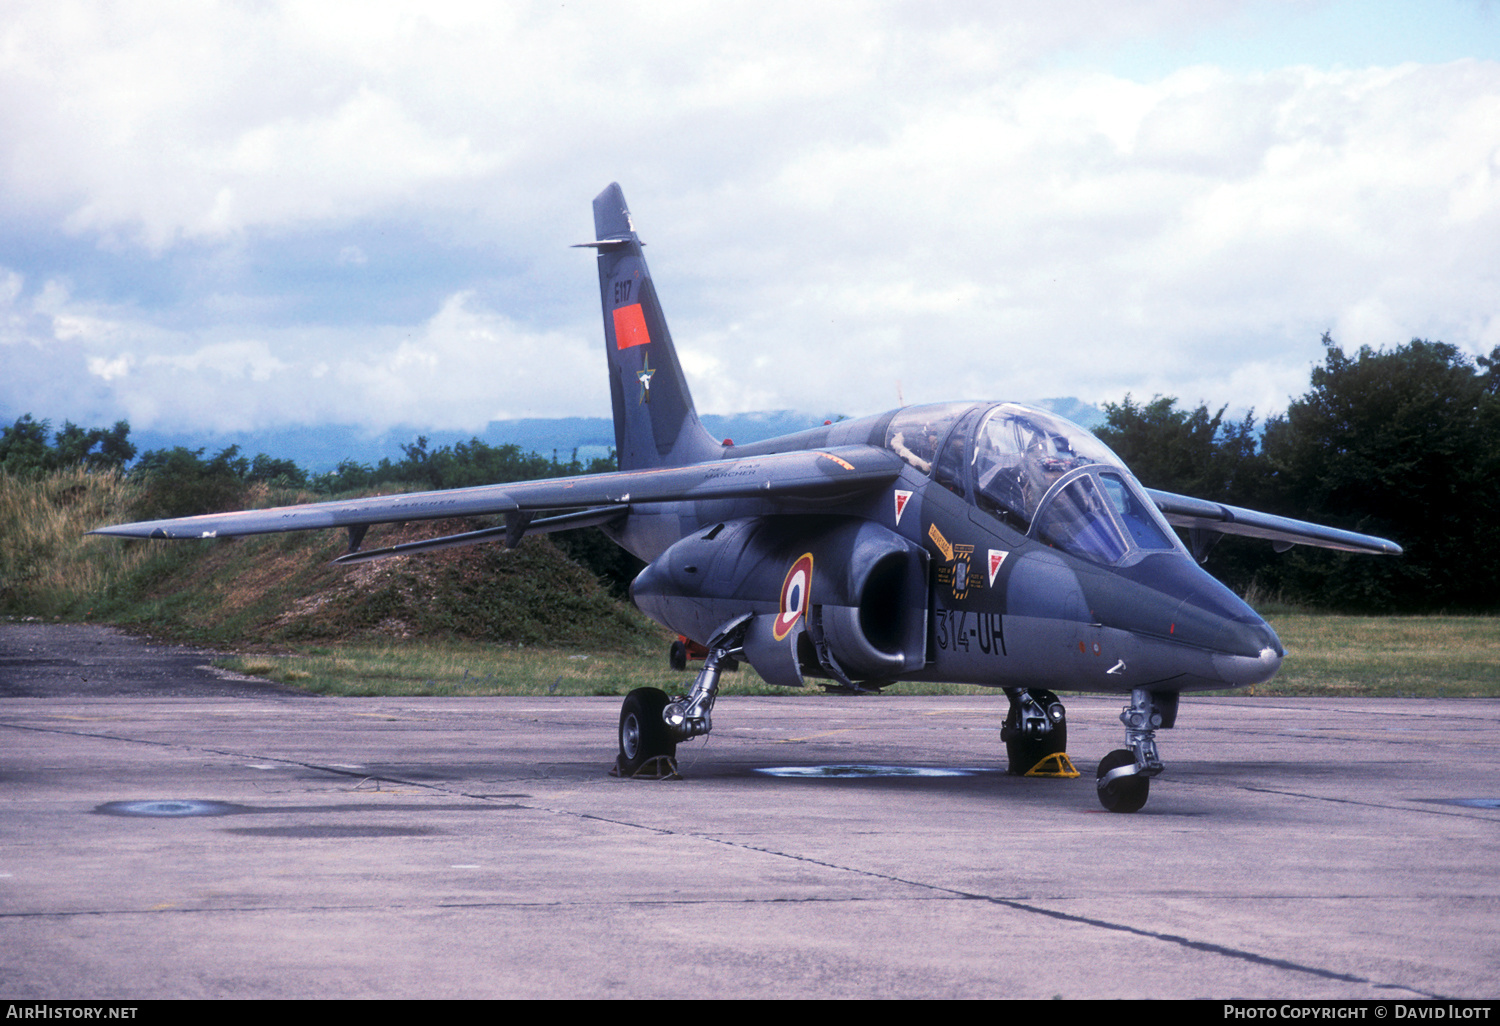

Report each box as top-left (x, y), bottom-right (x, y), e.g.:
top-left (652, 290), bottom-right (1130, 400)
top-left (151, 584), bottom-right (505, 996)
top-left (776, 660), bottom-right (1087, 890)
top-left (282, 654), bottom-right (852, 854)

top-left (630, 516), bottom-right (929, 686)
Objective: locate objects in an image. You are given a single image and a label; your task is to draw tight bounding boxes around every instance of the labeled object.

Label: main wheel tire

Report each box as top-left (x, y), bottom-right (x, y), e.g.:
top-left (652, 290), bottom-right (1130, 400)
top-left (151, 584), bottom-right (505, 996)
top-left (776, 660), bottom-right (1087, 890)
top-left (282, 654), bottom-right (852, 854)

top-left (1003, 689), bottom-right (1068, 775)
top-left (618, 687), bottom-right (675, 775)
top-left (1096, 748), bottom-right (1149, 813)
top-left (669, 640), bottom-right (688, 672)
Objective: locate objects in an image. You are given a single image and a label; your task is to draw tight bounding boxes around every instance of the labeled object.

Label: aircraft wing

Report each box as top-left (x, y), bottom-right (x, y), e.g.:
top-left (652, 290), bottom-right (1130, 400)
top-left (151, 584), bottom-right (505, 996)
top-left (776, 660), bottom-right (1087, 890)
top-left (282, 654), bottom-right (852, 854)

top-left (89, 445), bottom-right (904, 543)
top-left (1146, 488), bottom-right (1403, 556)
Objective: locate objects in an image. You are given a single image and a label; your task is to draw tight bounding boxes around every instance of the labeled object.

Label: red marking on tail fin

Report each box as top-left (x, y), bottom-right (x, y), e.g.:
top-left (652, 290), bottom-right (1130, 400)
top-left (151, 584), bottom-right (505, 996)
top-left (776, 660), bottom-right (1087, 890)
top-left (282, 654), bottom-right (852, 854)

top-left (613, 303), bottom-right (650, 349)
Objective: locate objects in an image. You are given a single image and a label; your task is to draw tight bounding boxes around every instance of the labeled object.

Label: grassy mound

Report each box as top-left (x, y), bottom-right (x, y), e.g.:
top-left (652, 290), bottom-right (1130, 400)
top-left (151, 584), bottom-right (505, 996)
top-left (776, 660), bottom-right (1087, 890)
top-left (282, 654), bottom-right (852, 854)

top-left (1, 469), bottom-right (661, 653)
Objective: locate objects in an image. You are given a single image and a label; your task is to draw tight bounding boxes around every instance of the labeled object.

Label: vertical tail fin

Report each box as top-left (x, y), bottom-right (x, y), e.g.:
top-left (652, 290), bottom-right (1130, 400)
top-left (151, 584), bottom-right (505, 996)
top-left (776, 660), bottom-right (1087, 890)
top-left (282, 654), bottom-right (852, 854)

top-left (581, 183), bottom-right (719, 471)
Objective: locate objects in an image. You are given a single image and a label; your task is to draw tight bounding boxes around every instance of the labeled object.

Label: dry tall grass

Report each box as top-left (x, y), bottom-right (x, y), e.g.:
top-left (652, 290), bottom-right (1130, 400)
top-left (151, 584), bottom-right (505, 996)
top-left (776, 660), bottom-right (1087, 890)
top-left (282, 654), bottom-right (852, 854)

top-left (0, 467), bottom-right (154, 615)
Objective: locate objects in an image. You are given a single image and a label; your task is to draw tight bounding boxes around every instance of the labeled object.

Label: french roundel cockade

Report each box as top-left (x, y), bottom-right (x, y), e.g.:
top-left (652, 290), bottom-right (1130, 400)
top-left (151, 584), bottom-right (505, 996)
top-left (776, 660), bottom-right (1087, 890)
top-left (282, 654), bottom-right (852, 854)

top-left (774, 553), bottom-right (814, 641)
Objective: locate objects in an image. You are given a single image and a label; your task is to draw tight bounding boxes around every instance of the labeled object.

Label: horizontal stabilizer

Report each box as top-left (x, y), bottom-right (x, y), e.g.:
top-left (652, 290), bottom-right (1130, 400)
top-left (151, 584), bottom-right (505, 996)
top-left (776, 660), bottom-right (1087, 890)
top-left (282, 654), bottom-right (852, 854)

top-left (1147, 489), bottom-right (1402, 556)
top-left (89, 446), bottom-right (903, 542)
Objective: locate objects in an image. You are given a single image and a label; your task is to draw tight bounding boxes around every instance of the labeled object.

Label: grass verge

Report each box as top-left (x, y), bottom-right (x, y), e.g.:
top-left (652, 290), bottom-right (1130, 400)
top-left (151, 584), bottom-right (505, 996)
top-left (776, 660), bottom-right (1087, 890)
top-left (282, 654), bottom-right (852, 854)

top-left (215, 613), bottom-right (1500, 699)
top-left (1206, 614), bottom-right (1500, 698)
top-left (213, 641), bottom-right (1005, 697)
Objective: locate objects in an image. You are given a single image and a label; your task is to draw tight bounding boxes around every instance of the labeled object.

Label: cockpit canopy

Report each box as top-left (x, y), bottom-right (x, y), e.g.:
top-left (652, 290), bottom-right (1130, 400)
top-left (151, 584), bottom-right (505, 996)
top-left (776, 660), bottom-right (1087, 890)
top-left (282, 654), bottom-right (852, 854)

top-left (885, 402), bottom-right (1183, 566)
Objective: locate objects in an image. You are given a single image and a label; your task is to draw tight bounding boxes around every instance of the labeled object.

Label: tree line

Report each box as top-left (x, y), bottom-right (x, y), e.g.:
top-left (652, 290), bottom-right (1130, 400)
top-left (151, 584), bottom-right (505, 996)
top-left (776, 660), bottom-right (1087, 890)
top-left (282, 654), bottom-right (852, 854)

top-left (6, 333), bottom-right (1497, 611)
top-left (0, 421), bottom-right (638, 596)
top-left (0, 423), bottom-right (615, 519)
top-left (1094, 335), bottom-right (1500, 611)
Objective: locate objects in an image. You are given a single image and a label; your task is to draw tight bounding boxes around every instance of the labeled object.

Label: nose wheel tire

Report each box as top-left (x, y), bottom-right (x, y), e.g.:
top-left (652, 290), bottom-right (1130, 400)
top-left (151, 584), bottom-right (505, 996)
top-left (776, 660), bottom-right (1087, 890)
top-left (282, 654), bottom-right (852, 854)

top-left (618, 687), bottom-right (675, 775)
top-left (1096, 748), bottom-right (1150, 813)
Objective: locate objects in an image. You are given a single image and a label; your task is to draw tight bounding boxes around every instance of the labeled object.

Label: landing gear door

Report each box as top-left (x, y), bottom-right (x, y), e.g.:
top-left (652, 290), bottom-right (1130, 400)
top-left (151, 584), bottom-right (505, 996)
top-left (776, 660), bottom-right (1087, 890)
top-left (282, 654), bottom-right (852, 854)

top-left (741, 615), bottom-right (806, 688)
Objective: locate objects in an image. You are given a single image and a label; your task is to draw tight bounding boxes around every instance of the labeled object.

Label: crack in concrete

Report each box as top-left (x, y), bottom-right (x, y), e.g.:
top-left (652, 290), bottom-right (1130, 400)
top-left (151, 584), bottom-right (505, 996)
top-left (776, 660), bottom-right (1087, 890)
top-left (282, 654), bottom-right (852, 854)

top-left (1242, 785), bottom-right (1500, 822)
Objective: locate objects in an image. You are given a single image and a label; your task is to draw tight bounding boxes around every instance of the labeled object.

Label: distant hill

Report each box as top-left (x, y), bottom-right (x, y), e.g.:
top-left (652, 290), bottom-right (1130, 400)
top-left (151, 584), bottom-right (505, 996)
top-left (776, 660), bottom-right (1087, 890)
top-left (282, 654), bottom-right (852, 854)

top-left (123, 411), bottom-right (822, 473)
top-left (113, 400), bottom-right (1103, 473)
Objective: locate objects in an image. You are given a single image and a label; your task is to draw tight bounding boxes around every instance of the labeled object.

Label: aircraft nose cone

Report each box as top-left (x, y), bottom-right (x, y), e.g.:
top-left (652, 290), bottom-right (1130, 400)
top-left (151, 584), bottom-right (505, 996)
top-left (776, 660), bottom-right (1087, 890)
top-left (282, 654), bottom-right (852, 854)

top-left (1212, 642), bottom-right (1284, 687)
top-left (1157, 604), bottom-right (1284, 687)
top-left (1205, 617), bottom-right (1284, 686)
top-left (1106, 553), bottom-right (1286, 688)
top-left (1196, 610), bottom-right (1283, 661)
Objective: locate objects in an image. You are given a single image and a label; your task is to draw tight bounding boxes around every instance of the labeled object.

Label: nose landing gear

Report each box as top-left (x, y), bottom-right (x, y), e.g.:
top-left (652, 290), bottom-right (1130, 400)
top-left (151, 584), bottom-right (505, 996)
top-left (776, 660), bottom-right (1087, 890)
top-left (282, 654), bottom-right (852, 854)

top-left (1096, 688), bottom-right (1174, 812)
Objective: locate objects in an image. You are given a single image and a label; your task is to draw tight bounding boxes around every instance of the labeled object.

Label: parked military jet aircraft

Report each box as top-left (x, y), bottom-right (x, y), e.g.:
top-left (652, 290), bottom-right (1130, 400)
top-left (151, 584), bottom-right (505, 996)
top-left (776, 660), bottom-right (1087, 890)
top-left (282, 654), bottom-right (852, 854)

top-left (92, 183), bottom-right (1401, 811)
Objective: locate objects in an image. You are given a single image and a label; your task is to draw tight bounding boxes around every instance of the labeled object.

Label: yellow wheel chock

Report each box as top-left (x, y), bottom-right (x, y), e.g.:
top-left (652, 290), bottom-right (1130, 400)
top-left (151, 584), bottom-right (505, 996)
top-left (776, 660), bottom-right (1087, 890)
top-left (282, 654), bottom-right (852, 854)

top-left (1024, 753), bottom-right (1080, 778)
top-left (611, 755), bottom-right (681, 780)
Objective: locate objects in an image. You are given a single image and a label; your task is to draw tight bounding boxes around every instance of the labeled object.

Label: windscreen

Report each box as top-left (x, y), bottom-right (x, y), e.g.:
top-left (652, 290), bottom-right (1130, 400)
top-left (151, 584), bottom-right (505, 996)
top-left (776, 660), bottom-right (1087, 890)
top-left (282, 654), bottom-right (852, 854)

top-left (970, 404), bottom-right (1182, 565)
top-left (1031, 474), bottom-right (1130, 564)
top-left (888, 401), bottom-right (1182, 565)
top-left (970, 404), bottom-right (1124, 526)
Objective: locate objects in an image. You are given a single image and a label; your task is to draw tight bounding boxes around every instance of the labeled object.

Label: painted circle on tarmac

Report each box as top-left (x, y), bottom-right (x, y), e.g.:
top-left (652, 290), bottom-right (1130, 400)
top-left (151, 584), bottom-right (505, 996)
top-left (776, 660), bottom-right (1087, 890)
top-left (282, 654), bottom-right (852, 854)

top-left (94, 800), bottom-right (247, 818)
top-left (775, 553), bottom-right (814, 640)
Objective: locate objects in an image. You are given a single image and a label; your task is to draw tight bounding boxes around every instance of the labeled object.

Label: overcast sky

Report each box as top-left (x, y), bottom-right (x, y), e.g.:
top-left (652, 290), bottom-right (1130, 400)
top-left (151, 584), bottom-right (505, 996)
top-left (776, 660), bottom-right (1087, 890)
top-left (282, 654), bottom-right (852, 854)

top-left (2, 1), bottom-right (1498, 439)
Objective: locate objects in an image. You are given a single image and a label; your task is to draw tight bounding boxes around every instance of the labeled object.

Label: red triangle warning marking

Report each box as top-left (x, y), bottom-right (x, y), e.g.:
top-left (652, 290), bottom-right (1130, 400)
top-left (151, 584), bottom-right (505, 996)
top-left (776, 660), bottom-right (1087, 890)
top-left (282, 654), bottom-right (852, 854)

top-left (988, 549), bottom-right (1008, 586)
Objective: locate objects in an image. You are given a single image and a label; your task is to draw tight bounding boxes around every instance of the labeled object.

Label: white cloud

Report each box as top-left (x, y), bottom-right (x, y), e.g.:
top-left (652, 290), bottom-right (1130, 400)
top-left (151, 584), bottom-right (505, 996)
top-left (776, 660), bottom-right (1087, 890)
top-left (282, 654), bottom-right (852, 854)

top-left (0, 272), bottom-right (598, 431)
top-left (86, 353), bottom-right (134, 381)
top-left (0, 2), bottom-right (1497, 438)
top-left (0, 2), bottom-right (1265, 242)
top-left (329, 291), bottom-right (599, 426)
top-left (143, 340), bottom-right (289, 382)
top-left (675, 59), bottom-right (1500, 416)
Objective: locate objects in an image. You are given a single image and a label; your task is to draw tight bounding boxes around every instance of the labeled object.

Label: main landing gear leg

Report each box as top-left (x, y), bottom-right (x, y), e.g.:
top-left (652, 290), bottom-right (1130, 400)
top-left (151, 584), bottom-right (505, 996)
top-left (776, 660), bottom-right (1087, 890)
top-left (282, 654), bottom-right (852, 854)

top-left (1096, 688), bottom-right (1167, 813)
top-left (615, 615), bottom-right (751, 778)
top-left (1001, 689), bottom-right (1077, 777)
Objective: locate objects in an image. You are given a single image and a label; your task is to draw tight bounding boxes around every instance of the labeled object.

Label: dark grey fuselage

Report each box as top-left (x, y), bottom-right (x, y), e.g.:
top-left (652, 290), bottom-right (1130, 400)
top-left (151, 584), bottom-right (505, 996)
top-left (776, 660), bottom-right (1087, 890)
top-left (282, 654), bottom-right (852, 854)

top-left (622, 404), bottom-right (1284, 697)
